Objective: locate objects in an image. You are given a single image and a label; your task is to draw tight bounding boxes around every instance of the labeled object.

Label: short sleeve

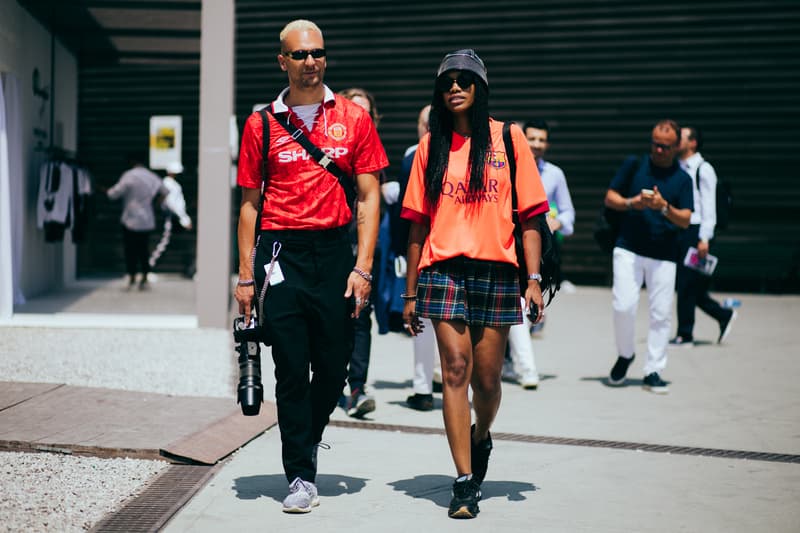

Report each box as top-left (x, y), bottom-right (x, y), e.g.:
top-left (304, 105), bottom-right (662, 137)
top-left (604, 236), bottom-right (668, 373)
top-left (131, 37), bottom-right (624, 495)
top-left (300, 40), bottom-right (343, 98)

top-left (237, 112), bottom-right (264, 189)
top-left (400, 134), bottom-right (430, 225)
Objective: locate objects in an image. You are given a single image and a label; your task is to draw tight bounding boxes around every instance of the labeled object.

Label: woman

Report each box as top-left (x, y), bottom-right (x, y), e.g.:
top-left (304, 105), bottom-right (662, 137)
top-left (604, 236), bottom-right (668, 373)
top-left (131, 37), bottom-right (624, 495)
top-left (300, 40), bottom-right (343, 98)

top-left (400, 49), bottom-right (548, 519)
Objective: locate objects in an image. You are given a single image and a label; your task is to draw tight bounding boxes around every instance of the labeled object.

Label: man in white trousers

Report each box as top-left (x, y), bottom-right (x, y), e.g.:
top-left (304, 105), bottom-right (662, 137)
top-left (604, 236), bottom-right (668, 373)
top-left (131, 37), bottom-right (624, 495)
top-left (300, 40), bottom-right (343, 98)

top-left (604, 119), bottom-right (693, 394)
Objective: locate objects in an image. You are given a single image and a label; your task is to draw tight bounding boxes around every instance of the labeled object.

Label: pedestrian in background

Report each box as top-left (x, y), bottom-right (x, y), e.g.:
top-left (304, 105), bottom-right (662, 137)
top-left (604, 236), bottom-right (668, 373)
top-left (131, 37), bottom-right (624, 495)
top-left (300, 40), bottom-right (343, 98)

top-left (394, 104), bottom-right (441, 412)
top-left (234, 19), bottom-right (387, 514)
top-left (337, 87), bottom-right (381, 419)
top-left (604, 119), bottom-right (693, 394)
top-left (106, 154), bottom-right (167, 291)
top-left (401, 49), bottom-right (548, 519)
top-left (669, 125), bottom-right (736, 346)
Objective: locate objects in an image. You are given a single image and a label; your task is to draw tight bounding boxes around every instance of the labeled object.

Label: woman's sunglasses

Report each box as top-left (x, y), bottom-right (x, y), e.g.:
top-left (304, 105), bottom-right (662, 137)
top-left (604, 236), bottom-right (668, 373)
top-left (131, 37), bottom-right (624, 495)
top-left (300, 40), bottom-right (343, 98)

top-left (436, 71), bottom-right (476, 93)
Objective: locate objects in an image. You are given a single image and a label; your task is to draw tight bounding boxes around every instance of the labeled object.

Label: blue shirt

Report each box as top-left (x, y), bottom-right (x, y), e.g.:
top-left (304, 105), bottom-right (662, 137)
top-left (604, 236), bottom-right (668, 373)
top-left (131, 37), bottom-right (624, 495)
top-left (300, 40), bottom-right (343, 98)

top-left (609, 155), bottom-right (693, 261)
top-left (538, 159), bottom-right (575, 236)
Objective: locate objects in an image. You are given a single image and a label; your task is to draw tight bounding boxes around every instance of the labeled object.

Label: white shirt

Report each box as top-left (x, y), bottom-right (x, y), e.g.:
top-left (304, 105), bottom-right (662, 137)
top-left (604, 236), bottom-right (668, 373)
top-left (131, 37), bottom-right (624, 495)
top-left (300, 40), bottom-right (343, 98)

top-left (162, 176), bottom-right (192, 229)
top-left (680, 152), bottom-right (717, 241)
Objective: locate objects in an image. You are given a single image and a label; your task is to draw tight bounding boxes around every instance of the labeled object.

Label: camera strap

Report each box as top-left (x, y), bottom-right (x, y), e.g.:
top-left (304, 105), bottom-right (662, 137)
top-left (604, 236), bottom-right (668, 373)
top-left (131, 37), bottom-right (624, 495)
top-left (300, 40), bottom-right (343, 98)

top-left (257, 241), bottom-right (281, 327)
top-left (263, 108), bottom-right (357, 210)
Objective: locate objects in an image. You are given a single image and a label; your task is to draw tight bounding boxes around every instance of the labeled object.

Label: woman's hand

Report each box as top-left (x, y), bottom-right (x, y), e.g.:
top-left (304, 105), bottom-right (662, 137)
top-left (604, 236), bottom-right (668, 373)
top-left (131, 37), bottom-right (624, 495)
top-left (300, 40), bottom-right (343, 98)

top-left (402, 300), bottom-right (424, 336)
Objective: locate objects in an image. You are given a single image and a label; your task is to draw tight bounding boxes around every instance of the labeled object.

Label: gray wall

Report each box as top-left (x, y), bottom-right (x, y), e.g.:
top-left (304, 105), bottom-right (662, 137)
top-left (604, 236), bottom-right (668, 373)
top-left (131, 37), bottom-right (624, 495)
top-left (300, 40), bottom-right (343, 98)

top-left (0, 0), bottom-right (79, 300)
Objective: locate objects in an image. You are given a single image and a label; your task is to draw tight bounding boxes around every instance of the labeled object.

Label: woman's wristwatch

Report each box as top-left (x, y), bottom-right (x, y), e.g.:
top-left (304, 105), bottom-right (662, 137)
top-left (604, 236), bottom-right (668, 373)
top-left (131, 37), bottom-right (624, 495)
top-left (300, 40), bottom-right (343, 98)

top-left (528, 273), bottom-right (543, 282)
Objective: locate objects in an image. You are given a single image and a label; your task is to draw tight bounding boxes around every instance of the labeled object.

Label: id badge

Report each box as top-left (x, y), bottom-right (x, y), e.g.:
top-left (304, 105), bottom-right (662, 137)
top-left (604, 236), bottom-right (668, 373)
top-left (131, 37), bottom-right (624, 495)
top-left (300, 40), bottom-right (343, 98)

top-left (265, 260), bottom-right (285, 285)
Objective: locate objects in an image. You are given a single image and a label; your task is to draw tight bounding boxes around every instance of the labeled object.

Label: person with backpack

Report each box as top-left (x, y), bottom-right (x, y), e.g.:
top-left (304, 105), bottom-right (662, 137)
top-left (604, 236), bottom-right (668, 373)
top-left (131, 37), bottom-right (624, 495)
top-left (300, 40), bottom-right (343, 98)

top-left (400, 49), bottom-right (548, 519)
top-left (669, 126), bottom-right (736, 346)
top-left (605, 120), bottom-right (693, 394)
top-left (234, 20), bottom-right (387, 513)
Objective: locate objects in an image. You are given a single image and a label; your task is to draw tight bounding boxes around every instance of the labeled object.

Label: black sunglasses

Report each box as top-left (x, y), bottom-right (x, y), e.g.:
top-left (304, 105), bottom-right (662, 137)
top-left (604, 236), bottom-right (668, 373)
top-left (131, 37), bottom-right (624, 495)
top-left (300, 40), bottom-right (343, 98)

top-left (283, 48), bottom-right (326, 61)
top-left (436, 71), bottom-right (476, 92)
top-left (651, 141), bottom-right (677, 151)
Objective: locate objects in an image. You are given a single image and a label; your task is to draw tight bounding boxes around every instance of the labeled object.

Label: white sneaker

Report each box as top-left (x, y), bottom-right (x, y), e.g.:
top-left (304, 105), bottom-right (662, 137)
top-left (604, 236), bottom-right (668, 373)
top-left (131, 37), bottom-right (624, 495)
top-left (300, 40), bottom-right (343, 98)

top-left (519, 372), bottom-right (540, 390)
top-left (282, 477), bottom-right (319, 513)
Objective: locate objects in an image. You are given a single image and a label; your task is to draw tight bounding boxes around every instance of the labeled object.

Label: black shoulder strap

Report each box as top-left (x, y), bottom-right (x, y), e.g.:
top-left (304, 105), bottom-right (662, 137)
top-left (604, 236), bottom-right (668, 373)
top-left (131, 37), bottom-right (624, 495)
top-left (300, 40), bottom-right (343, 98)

top-left (502, 122), bottom-right (518, 212)
top-left (266, 108), bottom-right (356, 209)
top-left (256, 109), bottom-right (271, 235)
top-left (694, 160), bottom-right (707, 196)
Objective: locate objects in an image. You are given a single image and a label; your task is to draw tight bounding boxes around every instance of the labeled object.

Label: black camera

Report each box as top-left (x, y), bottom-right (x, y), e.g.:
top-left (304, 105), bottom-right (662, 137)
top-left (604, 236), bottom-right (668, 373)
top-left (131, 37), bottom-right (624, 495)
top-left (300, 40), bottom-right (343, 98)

top-left (233, 316), bottom-right (264, 416)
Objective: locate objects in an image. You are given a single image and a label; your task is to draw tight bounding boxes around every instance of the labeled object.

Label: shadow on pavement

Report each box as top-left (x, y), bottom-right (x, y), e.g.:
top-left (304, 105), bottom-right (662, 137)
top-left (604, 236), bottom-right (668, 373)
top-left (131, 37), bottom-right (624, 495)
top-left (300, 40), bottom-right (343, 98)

top-left (581, 376), bottom-right (647, 388)
top-left (233, 474), bottom-right (369, 503)
top-left (387, 474), bottom-right (538, 508)
top-left (371, 379), bottom-right (413, 390)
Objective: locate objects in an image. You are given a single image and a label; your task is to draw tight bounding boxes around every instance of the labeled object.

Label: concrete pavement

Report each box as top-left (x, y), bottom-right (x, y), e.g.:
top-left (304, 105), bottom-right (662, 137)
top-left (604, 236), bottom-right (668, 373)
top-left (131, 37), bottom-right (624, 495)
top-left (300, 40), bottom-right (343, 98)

top-left (162, 286), bottom-right (800, 532)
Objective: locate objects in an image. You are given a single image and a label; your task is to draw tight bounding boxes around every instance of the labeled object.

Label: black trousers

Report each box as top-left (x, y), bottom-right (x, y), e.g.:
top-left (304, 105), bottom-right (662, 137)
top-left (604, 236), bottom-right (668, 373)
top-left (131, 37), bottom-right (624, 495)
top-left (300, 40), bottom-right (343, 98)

top-left (122, 226), bottom-right (151, 278)
top-left (348, 303), bottom-right (372, 394)
top-left (254, 227), bottom-right (355, 483)
top-left (676, 225), bottom-right (730, 338)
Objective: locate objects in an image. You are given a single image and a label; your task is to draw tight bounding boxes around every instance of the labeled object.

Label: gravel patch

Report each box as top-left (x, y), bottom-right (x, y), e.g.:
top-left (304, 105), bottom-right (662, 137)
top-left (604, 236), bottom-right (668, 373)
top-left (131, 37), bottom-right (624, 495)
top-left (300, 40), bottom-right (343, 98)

top-left (0, 451), bottom-right (169, 532)
top-left (0, 324), bottom-right (239, 531)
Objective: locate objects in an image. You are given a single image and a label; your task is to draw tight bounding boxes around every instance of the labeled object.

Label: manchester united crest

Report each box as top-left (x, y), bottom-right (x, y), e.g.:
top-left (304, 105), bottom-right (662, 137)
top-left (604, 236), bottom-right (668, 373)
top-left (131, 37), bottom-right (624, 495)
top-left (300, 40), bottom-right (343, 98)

top-left (328, 123), bottom-right (347, 140)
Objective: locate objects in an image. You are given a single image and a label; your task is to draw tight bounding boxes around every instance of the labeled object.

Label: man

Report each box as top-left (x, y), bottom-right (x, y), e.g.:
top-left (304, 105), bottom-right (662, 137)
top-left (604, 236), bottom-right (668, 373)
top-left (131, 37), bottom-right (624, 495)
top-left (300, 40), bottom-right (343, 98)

top-left (502, 120), bottom-right (577, 389)
top-left (604, 120), bottom-right (693, 394)
top-left (234, 20), bottom-right (387, 513)
top-left (669, 126), bottom-right (736, 346)
top-left (524, 120), bottom-right (575, 240)
top-left (106, 155), bottom-right (167, 290)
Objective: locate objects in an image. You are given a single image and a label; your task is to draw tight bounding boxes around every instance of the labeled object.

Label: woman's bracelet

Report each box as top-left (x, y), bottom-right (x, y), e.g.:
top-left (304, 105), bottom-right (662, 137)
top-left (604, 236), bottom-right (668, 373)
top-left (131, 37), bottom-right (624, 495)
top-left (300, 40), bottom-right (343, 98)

top-left (352, 267), bottom-right (373, 283)
top-left (400, 293), bottom-right (417, 300)
top-left (236, 279), bottom-right (255, 287)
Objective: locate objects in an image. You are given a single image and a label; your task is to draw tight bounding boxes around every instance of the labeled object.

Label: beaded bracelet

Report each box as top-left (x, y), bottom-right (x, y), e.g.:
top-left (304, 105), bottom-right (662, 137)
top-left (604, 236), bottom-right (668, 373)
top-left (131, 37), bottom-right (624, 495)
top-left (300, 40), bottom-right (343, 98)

top-left (352, 267), bottom-right (373, 283)
top-left (237, 279), bottom-right (255, 286)
top-left (400, 294), bottom-right (417, 300)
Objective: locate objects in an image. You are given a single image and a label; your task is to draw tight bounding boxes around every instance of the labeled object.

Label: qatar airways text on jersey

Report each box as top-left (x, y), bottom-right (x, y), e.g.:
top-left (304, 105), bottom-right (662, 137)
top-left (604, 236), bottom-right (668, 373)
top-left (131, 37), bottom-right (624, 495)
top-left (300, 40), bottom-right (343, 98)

top-left (277, 147), bottom-right (349, 163)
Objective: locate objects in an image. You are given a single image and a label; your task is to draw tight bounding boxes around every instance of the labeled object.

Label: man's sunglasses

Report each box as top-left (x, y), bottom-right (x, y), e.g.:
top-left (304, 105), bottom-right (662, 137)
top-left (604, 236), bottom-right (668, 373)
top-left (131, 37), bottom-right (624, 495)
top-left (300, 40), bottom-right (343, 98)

top-left (436, 71), bottom-right (476, 92)
top-left (283, 48), bottom-right (326, 61)
top-left (651, 141), bottom-right (677, 151)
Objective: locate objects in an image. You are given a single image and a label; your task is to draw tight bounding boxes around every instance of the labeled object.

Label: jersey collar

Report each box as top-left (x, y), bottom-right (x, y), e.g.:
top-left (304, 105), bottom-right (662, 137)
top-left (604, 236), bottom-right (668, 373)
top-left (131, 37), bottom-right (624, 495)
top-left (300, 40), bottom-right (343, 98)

top-left (272, 85), bottom-right (335, 114)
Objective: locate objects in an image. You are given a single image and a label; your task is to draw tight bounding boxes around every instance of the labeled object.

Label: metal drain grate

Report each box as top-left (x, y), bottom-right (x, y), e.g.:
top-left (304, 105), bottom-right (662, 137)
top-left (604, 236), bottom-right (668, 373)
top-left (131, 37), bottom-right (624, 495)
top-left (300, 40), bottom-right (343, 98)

top-left (90, 464), bottom-right (218, 532)
top-left (330, 420), bottom-right (800, 464)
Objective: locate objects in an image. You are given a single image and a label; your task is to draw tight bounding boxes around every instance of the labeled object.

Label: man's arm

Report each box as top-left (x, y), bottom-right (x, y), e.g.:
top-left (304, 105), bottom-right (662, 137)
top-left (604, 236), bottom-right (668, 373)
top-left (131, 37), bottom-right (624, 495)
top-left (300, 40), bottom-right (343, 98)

top-left (605, 188), bottom-right (644, 211)
top-left (345, 171), bottom-right (381, 317)
top-left (234, 187), bottom-right (261, 323)
top-left (645, 186), bottom-right (691, 229)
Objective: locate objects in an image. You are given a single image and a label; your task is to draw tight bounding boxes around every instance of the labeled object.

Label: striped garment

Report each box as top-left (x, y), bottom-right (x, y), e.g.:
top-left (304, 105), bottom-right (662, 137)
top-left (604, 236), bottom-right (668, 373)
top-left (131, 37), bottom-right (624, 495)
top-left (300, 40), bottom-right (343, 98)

top-left (416, 256), bottom-right (522, 326)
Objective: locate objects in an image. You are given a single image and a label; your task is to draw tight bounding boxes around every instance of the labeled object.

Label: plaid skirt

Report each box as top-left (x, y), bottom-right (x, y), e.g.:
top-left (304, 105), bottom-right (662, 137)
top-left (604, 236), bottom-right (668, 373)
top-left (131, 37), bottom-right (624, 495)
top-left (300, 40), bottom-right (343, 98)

top-left (416, 256), bottom-right (522, 327)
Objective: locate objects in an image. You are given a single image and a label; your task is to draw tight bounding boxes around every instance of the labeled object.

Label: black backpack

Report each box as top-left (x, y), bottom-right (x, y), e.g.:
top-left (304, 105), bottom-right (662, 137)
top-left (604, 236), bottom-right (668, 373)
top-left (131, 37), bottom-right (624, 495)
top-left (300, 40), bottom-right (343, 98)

top-left (695, 161), bottom-right (732, 231)
top-left (502, 122), bottom-right (560, 306)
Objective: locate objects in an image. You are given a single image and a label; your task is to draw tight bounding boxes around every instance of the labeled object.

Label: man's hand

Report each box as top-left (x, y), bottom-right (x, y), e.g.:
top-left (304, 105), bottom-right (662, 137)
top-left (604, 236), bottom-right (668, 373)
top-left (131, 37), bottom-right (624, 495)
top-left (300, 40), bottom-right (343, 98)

top-left (546, 217), bottom-right (562, 232)
top-left (344, 271), bottom-right (371, 318)
top-left (234, 284), bottom-right (255, 324)
top-left (697, 240), bottom-right (709, 259)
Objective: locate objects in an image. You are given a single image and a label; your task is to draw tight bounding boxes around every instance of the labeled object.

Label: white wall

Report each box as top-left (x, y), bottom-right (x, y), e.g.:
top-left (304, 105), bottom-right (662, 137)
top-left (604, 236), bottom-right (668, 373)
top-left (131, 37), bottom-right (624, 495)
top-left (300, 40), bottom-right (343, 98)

top-left (0, 0), bottom-right (78, 299)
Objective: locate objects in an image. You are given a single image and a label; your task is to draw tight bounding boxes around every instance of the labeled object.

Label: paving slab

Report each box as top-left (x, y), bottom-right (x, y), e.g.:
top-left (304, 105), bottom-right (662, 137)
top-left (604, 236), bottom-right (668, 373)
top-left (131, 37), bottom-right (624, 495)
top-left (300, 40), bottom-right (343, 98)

top-left (0, 382), bottom-right (276, 463)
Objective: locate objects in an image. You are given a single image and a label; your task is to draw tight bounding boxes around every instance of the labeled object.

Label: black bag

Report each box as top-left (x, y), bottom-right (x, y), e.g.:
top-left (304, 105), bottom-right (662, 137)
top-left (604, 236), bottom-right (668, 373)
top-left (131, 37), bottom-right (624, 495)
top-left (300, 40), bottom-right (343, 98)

top-left (593, 156), bottom-right (642, 253)
top-left (502, 122), bottom-right (560, 305)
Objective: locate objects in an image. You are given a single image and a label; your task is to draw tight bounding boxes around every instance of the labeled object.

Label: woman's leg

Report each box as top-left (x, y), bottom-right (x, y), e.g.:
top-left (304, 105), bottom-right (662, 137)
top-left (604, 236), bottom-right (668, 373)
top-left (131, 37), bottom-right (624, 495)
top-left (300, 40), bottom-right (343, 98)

top-left (433, 319), bottom-right (474, 476)
top-left (470, 325), bottom-right (509, 441)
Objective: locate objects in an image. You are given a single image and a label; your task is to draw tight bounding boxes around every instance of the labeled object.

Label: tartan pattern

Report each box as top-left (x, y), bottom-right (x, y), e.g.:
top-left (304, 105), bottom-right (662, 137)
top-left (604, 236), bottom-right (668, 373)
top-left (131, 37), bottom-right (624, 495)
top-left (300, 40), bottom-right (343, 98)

top-left (416, 257), bottom-right (522, 326)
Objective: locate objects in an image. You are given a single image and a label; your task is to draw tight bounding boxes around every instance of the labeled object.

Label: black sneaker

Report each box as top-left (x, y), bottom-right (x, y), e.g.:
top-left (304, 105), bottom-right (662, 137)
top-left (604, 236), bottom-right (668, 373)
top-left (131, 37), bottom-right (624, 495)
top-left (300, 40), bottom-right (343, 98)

top-left (718, 310), bottom-right (737, 344)
top-left (642, 372), bottom-right (669, 394)
top-left (608, 355), bottom-right (635, 386)
top-left (406, 393), bottom-right (434, 411)
top-left (432, 380), bottom-right (443, 393)
top-left (448, 478), bottom-right (481, 519)
top-left (470, 424), bottom-right (492, 485)
top-left (668, 335), bottom-right (694, 348)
